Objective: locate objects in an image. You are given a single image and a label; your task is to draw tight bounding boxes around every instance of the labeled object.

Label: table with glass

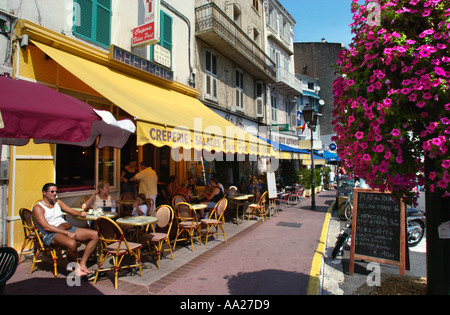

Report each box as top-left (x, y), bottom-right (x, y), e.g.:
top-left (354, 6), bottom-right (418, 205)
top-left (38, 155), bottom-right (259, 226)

top-left (72, 208), bottom-right (119, 221)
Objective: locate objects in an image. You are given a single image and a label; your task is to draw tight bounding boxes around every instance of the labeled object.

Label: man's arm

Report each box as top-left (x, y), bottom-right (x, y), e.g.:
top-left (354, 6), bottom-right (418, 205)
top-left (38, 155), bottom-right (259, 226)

top-left (58, 200), bottom-right (87, 218)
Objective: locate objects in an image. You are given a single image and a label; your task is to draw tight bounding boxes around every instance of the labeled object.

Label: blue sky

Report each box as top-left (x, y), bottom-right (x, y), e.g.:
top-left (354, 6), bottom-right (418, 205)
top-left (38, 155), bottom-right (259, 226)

top-left (278, 0), bottom-right (357, 47)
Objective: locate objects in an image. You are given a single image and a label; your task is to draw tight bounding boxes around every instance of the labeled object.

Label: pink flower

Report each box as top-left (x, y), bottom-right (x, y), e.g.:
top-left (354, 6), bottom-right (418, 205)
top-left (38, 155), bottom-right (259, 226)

top-left (348, 116), bottom-right (355, 125)
top-left (435, 67), bottom-right (446, 76)
top-left (346, 79), bottom-right (355, 86)
top-left (416, 101), bottom-right (426, 108)
top-left (391, 129), bottom-right (401, 137)
top-left (395, 155), bottom-right (403, 164)
top-left (355, 131), bottom-right (364, 140)
top-left (442, 160), bottom-right (450, 169)
top-left (429, 171), bottom-right (437, 180)
top-left (409, 93), bottom-right (418, 102)
top-left (362, 154), bottom-right (371, 162)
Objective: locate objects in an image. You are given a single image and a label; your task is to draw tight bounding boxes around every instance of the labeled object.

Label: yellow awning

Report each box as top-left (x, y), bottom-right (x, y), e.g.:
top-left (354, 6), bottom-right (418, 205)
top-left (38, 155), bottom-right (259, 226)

top-left (32, 41), bottom-right (273, 157)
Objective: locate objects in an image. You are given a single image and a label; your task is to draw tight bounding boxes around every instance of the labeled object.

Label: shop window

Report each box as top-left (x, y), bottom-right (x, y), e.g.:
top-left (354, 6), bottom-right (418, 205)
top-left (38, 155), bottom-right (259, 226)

top-left (56, 144), bottom-right (96, 192)
top-left (73, 0), bottom-right (111, 48)
top-left (98, 146), bottom-right (115, 187)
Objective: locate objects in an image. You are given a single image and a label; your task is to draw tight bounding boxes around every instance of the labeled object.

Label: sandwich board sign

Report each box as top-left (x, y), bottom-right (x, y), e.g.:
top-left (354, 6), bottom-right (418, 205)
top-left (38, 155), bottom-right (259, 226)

top-left (350, 188), bottom-right (409, 276)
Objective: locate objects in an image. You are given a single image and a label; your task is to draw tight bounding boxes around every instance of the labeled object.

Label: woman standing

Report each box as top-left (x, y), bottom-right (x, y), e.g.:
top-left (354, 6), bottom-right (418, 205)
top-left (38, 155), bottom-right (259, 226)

top-left (120, 160), bottom-right (138, 195)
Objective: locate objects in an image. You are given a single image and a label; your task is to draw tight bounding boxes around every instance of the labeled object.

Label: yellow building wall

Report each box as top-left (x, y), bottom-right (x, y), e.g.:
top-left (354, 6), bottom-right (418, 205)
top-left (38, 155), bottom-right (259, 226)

top-left (9, 143), bottom-right (55, 250)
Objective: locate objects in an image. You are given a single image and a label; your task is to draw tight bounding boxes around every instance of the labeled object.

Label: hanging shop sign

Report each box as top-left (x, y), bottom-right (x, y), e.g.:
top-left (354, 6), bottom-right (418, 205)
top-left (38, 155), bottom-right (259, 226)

top-left (132, 0), bottom-right (161, 47)
top-left (109, 45), bottom-right (173, 82)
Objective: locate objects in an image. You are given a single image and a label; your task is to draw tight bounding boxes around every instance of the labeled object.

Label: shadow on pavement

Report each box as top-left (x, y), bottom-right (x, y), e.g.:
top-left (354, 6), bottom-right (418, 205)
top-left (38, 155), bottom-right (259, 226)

top-left (225, 269), bottom-right (309, 295)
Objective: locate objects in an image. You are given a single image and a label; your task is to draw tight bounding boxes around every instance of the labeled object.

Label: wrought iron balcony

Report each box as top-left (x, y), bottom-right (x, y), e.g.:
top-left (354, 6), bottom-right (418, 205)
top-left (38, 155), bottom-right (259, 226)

top-left (195, 3), bottom-right (276, 83)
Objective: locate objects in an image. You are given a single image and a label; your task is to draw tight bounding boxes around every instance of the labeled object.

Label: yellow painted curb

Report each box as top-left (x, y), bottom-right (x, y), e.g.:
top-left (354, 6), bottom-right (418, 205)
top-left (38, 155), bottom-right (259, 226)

top-left (307, 200), bottom-right (335, 295)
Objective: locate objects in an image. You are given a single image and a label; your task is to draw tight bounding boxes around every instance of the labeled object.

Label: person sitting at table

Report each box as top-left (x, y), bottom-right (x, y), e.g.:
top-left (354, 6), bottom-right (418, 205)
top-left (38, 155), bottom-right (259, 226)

top-left (166, 175), bottom-right (179, 200)
top-left (187, 177), bottom-right (201, 203)
top-left (32, 183), bottom-right (99, 278)
top-left (176, 179), bottom-right (190, 196)
top-left (132, 193), bottom-right (151, 216)
top-left (201, 177), bottom-right (224, 218)
top-left (82, 180), bottom-right (115, 211)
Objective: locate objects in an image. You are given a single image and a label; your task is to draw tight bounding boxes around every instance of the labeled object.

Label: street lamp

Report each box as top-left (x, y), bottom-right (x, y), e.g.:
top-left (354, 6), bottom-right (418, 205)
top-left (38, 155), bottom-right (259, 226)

top-left (302, 105), bottom-right (321, 210)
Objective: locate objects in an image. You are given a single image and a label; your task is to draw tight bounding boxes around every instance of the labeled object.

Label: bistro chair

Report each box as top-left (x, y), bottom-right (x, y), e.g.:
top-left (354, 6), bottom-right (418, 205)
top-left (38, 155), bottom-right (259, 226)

top-left (0, 247), bottom-right (19, 295)
top-left (171, 194), bottom-right (188, 209)
top-left (201, 198), bottom-right (228, 245)
top-left (94, 217), bottom-right (143, 290)
top-left (275, 191), bottom-right (291, 210)
top-left (140, 205), bottom-right (174, 269)
top-left (247, 191), bottom-right (268, 222)
top-left (120, 192), bottom-right (136, 217)
top-left (18, 208), bottom-right (37, 262)
top-left (173, 202), bottom-right (202, 251)
top-left (146, 198), bottom-right (155, 216)
top-left (226, 186), bottom-right (238, 198)
top-left (290, 187), bottom-right (305, 205)
top-left (29, 212), bottom-right (62, 278)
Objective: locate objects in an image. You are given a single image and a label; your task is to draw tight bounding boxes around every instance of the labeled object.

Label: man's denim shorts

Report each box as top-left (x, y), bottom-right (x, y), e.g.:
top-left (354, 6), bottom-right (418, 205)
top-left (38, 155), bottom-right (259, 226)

top-left (42, 227), bottom-right (77, 246)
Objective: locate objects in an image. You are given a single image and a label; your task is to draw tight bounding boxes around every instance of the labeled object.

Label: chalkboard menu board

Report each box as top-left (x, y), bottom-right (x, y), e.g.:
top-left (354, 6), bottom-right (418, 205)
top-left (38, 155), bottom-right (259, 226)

top-left (350, 189), bottom-right (407, 275)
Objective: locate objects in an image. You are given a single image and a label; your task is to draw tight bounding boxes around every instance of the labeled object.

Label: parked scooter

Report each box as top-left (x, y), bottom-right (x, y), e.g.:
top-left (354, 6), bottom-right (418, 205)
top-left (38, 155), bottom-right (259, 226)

top-left (331, 208), bottom-right (426, 258)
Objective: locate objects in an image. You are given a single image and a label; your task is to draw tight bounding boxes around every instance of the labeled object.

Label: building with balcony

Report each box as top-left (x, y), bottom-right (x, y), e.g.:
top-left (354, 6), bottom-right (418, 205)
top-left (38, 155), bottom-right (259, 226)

top-left (264, 0), bottom-right (303, 155)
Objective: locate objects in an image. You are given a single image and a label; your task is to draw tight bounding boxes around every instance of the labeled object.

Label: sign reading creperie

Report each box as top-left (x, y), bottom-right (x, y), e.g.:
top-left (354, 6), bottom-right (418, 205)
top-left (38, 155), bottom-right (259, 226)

top-left (132, 0), bottom-right (160, 47)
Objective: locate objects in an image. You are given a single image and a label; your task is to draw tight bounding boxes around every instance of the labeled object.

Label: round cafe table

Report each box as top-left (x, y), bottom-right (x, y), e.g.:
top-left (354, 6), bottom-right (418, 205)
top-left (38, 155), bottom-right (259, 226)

top-left (230, 194), bottom-right (254, 225)
top-left (191, 204), bottom-right (207, 211)
top-left (116, 215), bottom-right (158, 227)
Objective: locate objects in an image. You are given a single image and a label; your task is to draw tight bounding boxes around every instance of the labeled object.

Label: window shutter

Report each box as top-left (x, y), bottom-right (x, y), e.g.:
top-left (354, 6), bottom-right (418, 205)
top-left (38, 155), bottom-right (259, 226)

top-left (160, 11), bottom-right (172, 52)
top-left (74, 0), bottom-right (93, 39)
top-left (255, 82), bottom-right (264, 117)
top-left (74, 0), bottom-right (111, 48)
top-left (96, 0), bottom-right (111, 47)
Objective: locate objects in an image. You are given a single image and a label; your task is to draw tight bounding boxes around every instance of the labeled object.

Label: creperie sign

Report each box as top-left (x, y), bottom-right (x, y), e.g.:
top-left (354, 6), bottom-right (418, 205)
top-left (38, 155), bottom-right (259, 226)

top-left (132, 0), bottom-right (160, 47)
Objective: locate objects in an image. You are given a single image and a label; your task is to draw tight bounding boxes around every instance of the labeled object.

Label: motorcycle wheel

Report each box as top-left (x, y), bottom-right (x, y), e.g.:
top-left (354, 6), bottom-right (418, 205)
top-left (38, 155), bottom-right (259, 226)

top-left (344, 204), bottom-right (352, 220)
top-left (332, 233), bottom-right (348, 259)
top-left (408, 221), bottom-right (424, 247)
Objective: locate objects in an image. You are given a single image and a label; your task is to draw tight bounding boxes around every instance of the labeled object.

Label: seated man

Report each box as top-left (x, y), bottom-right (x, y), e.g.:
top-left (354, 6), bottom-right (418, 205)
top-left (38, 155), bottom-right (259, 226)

top-left (32, 183), bottom-right (99, 278)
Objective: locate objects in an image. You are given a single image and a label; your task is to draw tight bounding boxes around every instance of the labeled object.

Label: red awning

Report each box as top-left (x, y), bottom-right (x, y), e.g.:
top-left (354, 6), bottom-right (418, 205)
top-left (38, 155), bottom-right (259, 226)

top-left (0, 76), bottom-right (135, 148)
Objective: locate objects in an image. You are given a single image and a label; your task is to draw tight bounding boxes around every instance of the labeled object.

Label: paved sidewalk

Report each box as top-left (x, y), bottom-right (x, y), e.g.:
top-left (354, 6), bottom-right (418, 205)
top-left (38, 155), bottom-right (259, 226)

top-left (4, 190), bottom-right (335, 295)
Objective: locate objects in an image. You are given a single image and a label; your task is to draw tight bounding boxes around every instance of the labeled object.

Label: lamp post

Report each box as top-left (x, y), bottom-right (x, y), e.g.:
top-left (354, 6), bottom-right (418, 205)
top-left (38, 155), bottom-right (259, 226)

top-left (302, 105), bottom-right (321, 210)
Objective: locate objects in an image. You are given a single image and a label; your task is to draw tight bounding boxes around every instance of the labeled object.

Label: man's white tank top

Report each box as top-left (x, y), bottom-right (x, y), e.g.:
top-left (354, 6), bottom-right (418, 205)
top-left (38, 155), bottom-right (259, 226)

top-left (36, 201), bottom-right (67, 237)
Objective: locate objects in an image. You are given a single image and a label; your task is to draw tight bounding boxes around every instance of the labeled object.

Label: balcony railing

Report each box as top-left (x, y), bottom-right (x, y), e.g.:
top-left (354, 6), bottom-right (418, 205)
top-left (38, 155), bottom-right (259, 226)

top-left (195, 3), bottom-right (276, 81)
top-left (276, 67), bottom-right (303, 95)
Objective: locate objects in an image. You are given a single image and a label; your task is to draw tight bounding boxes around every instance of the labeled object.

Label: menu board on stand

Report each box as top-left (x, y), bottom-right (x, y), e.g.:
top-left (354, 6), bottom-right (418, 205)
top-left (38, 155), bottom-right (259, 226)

top-left (349, 188), bottom-right (409, 275)
top-left (266, 172), bottom-right (277, 216)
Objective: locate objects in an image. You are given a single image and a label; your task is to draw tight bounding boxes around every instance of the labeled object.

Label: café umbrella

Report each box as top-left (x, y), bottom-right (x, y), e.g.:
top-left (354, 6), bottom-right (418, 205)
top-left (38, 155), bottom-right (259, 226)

top-left (0, 76), bottom-right (136, 245)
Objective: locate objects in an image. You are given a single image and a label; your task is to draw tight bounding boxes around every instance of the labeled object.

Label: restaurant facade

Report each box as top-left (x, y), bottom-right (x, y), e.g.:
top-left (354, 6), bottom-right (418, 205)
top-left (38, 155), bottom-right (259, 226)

top-left (0, 0), bottom-right (277, 249)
